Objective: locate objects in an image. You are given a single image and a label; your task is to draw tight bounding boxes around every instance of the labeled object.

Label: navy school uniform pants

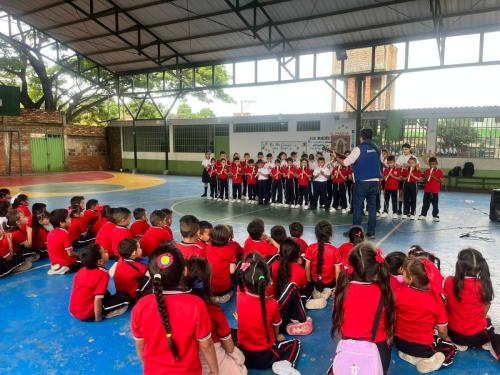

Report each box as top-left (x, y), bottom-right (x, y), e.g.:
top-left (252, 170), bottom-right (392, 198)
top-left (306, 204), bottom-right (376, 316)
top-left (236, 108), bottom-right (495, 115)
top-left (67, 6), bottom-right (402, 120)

top-left (449, 317), bottom-right (500, 359)
top-left (284, 179), bottom-right (296, 205)
top-left (232, 182), bottom-right (242, 200)
top-left (311, 181), bottom-right (327, 209)
top-left (277, 283), bottom-right (307, 333)
top-left (403, 182), bottom-right (418, 216)
top-left (81, 291), bottom-right (131, 321)
top-left (209, 175), bottom-right (218, 198)
top-left (383, 189), bottom-right (398, 214)
top-left (297, 185), bottom-right (309, 206)
top-left (257, 180), bottom-right (269, 204)
top-left (248, 184), bottom-right (257, 201)
top-left (242, 339), bottom-right (301, 370)
top-left (219, 179), bottom-right (229, 199)
top-left (242, 175), bottom-right (248, 196)
top-left (394, 336), bottom-right (457, 369)
top-left (420, 192), bottom-right (439, 218)
top-left (271, 180), bottom-right (283, 204)
top-left (332, 182), bottom-right (348, 209)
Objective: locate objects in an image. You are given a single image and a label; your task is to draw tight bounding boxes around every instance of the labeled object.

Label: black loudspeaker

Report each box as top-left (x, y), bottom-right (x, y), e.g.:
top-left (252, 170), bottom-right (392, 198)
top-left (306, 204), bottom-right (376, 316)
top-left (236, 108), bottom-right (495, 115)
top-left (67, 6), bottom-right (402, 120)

top-left (491, 189), bottom-right (500, 222)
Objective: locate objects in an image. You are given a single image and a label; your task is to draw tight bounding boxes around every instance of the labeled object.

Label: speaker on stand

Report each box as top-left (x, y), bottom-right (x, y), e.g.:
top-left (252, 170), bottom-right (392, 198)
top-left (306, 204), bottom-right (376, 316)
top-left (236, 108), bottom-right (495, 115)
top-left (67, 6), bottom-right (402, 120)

top-left (490, 189), bottom-right (500, 222)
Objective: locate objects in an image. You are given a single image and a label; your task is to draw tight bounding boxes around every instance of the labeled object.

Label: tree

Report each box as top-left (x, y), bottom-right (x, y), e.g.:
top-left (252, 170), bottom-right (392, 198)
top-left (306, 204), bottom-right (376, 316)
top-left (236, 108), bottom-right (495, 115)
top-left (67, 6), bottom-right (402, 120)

top-left (172, 103), bottom-right (216, 119)
top-left (437, 119), bottom-right (478, 154)
top-left (0, 17), bottom-right (233, 124)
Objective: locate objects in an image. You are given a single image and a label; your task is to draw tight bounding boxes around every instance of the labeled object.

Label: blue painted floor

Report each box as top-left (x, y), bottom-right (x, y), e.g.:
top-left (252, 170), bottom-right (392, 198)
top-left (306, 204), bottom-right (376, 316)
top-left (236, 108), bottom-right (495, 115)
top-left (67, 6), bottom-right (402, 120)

top-left (0, 175), bottom-right (499, 374)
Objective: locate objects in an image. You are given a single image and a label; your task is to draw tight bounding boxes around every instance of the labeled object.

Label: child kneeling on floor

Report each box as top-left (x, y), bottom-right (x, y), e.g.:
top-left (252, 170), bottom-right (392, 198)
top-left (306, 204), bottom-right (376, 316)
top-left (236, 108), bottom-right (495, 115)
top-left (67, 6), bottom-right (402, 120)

top-left (444, 248), bottom-right (500, 360)
top-left (237, 252), bottom-right (301, 375)
top-left (69, 244), bottom-right (130, 321)
top-left (186, 256), bottom-right (247, 375)
top-left (394, 256), bottom-right (456, 373)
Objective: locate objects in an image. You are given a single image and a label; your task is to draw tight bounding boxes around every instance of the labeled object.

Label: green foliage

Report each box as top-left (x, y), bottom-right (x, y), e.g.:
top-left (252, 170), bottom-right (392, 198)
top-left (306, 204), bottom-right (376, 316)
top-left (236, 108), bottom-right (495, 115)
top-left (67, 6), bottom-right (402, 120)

top-left (437, 119), bottom-right (478, 150)
top-left (171, 103), bottom-right (216, 119)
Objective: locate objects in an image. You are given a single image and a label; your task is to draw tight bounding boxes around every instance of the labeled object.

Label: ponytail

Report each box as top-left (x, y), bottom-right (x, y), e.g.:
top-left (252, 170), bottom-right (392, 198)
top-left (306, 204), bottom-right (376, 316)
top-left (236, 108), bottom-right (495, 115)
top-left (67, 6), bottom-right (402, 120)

top-left (314, 220), bottom-right (332, 292)
top-left (315, 241), bottom-right (325, 292)
top-left (152, 275), bottom-right (179, 360)
top-left (276, 238), bottom-right (300, 298)
top-left (258, 276), bottom-right (271, 345)
top-left (331, 268), bottom-right (349, 338)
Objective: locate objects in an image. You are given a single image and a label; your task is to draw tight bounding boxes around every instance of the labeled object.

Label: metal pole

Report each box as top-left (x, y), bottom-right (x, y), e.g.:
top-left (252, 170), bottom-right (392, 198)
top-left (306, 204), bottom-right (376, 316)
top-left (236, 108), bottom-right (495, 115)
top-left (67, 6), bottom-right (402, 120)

top-left (132, 119), bottom-right (138, 172)
top-left (17, 131), bottom-right (22, 176)
top-left (8, 131), bottom-right (12, 176)
top-left (355, 76), bottom-right (364, 145)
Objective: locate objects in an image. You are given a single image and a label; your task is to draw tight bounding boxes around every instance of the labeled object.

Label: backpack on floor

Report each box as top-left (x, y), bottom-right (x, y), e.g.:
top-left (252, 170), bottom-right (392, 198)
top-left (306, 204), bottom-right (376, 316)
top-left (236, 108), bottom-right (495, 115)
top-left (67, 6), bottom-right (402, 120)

top-left (462, 162), bottom-right (475, 177)
top-left (448, 166), bottom-right (461, 177)
top-left (332, 297), bottom-right (384, 375)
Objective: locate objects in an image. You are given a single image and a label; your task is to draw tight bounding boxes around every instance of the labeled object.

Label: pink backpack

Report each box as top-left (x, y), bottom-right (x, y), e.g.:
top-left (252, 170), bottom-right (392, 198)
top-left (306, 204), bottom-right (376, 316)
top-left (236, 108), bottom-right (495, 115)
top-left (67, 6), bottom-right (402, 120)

top-left (332, 297), bottom-right (385, 375)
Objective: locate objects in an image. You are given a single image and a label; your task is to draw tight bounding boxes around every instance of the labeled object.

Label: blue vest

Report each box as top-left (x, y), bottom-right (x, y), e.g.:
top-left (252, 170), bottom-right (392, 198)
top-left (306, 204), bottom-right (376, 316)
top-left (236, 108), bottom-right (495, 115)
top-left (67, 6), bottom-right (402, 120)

top-left (352, 140), bottom-right (382, 181)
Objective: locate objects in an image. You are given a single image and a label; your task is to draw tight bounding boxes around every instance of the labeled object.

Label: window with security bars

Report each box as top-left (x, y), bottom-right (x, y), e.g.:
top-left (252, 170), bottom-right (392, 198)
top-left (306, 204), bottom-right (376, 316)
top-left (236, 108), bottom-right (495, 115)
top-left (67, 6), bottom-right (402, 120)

top-left (362, 118), bottom-right (428, 156)
top-left (436, 117), bottom-right (500, 158)
top-left (297, 120), bottom-right (320, 131)
top-left (214, 124), bottom-right (229, 136)
top-left (173, 125), bottom-right (214, 153)
top-left (122, 126), bottom-right (167, 152)
top-left (233, 122), bottom-right (288, 133)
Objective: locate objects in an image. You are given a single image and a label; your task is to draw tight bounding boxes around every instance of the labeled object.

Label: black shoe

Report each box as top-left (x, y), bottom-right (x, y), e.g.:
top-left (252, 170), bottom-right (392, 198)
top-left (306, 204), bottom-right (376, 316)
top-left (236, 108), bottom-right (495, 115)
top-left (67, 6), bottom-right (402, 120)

top-left (308, 207), bottom-right (316, 211)
top-left (201, 194), bottom-right (207, 197)
top-left (367, 231), bottom-right (376, 240)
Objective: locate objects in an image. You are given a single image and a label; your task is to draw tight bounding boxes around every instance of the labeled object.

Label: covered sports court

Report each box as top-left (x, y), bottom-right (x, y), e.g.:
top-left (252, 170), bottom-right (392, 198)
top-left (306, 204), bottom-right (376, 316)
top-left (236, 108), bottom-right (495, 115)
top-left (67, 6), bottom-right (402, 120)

top-left (1, 1), bottom-right (500, 374)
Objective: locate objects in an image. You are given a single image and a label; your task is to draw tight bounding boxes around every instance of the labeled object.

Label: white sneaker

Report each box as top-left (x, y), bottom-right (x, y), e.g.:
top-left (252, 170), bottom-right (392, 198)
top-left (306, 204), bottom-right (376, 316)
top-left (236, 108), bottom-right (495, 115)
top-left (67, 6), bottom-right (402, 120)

top-left (320, 287), bottom-right (332, 300)
top-left (293, 204), bottom-right (300, 209)
top-left (272, 360), bottom-right (301, 375)
top-left (364, 211), bottom-right (368, 216)
top-left (455, 344), bottom-right (468, 352)
top-left (418, 215), bottom-right (425, 220)
top-left (328, 208), bottom-right (336, 213)
top-left (11, 260), bottom-right (32, 273)
top-left (305, 298), bottom-right (327, 310)
top-left (207, 196), bottom-right (212, 200)
top-left (410, 215), bottom-right (416, 220)
top-left (216, 198), bottom-right (220, 201)
top-left (237, 199), bottom-right (241, 202)
top-left (303, 205), bottom-right (309, 209)
top-left (401, 215), bottom-right (407, 220)
top-left (284, 204), bottom-right (290, 208)
top-left (398, 351), bottom-right (425, 365)
top-left (433, 217), bottom-right (440, 222)
top-left (380, 212), bottom-right (388, 217)
top-left (105, 304), bottom-right (129, 319)
top-left (376, 212), bottom-right (381, 217)
top-left (271, 203), bottom-right (276, 207)
top-left (47, 264), bottom-right (70, 275)
top-left (416, 352), bottom-right (445, 373)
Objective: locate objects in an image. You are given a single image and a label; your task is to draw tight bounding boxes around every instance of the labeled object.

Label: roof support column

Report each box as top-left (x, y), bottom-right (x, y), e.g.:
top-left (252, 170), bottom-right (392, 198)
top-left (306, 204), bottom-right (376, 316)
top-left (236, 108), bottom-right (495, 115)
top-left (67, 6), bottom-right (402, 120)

top-left (355, 76), bottom-right (364, 145)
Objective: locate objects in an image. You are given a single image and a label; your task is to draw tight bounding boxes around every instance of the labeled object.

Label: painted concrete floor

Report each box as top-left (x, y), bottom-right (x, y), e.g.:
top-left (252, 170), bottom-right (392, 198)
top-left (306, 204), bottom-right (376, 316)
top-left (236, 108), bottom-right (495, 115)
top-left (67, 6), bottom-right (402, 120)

top-left (0, 174), bottom-right (499, 374)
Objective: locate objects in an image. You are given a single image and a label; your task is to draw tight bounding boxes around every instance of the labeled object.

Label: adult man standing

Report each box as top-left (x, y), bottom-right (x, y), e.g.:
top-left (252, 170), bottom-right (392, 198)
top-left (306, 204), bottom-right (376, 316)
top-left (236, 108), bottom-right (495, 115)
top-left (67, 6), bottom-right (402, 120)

top-left (334, 128), bottom-right (381, 239)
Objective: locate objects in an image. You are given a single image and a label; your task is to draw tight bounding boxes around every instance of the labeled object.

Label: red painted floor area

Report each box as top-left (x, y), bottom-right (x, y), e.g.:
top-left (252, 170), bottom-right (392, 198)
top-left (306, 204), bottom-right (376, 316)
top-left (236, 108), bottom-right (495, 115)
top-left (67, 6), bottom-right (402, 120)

top-left (0, 171), bottom-right (114, 186)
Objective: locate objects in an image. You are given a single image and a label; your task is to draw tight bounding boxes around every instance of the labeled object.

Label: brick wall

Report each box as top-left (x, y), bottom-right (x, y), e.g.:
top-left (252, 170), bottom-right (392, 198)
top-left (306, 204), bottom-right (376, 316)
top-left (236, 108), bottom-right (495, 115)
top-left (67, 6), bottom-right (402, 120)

top-left (0, 109), bottom-right (109, 174)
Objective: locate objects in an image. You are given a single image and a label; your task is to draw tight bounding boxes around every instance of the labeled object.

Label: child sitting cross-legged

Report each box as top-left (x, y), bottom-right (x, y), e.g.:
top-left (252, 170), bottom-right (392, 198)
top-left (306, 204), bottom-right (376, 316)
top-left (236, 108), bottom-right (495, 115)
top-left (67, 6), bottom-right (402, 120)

top-left (69, 244), bottom-right (130, 321)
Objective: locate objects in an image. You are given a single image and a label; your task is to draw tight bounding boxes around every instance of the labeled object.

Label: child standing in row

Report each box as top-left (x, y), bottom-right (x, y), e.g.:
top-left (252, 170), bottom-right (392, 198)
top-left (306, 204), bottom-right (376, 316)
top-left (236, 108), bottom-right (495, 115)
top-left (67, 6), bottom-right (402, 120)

top-left (382, 155), bottom-right (401, 217)
top-left (232, 157), bottom-right (243, 202)
top-left (419, 157), bottom-right (443, 222)
top-left (245, 159), bottom-right (257, 203)
top-left (270, 159), bottom-right (283, 206)
top-left (401, 157), bottom-right (422, 219)
top-left (296, 159), bottom-right (311, 208)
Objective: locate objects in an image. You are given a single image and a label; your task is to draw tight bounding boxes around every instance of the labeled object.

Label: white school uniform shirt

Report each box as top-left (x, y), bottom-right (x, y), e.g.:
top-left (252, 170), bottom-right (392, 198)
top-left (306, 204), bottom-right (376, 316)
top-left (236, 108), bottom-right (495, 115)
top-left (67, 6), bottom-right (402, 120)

top-left (396, 154), bottom-right (419, 168)
top-left (309, 160), bottom-right (318, 170)
top-left (312, 166), bottom-right (330, 182)
top-left (201, 158), bottom-right (211, 168)
top-left (257, 166), bottom-right (270, 180)
top-left (280, 160), bottom-right (288, 168)
top-left (293, 159), bottom-right (301, 168)
top-left (264, 160), bottom-right (275, 169)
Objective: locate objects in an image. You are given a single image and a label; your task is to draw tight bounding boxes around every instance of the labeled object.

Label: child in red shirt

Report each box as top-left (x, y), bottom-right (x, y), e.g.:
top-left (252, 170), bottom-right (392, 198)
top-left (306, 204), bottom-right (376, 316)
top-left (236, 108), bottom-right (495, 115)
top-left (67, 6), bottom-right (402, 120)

top-left (68, 206), bottom-right (84, 244)
top-left (47, 209), bottom-right (82, 275)
top-left (115, 238), bottom-right (150, 300)
top-left (271, 239), bottom-right (312, 336)
top-left (338, 225), bottom-right (365, 266)
top-left (130, 208), bottom-right (150, 238)
top-left (245, 159), bottom-right (258, 204)
top-left (289, 222), bottom-right (308, 262)
top-left (304, 220), bottom-right (341, 309)
top-left (82, 199), bottom-right (100, 234)
top-left (395, 257), bottom-right (456, 372)
top-left (419, 157), bottom-right (444, 222)
top-left (91, 205), bottom-right (110, 236)
top-left (69, 244), bottom-right (130, 321)
top-left (207, 158), bottom-right (218, 200)
top-left (270, 159), bottom-right (283, 207)
top-left (330, 163), bottom-right (350, 213)
top-left (242, 218), bottom-right (278, 261)
top-left (5, 209), bottom-right (36, 261)
top-left (95, 215), bottom-right (116, 256)
top-left (110, 207), bottom-right (133, 258)
top-left (236, 253), bottom-right (301, 373)
top-left (382, 155), bottom-right (401, 217)
top-left (231, 157), bottom-right (244, 201)
top-left (32, 209), bottom-right (49, 256)
top-left (444, 249), bottom-right (498, 358)
top-left (217, 158), bottom-right (230, 201)
top-left (401, 157), bottom-right (422, 219)
top-left (131, 245), bottom-right (218, 375)
top-left (384, 251), bottom-right (407, 291)
top-left (328, 243), bottom-right (394, 375)
top-left (12, 194), bottom-right (31, 221)
top-left (283, 158), bottom-right (299, 208)
top-left (196, 220), bottom-right (212, 253)
top-left (205, 225), bottom-right (237, 303)
top-left (296, 159), bottom-right (312, 208)
top-left (176, 215), bottom-right (205, 259)
top-left (0, 227), bottom-right (32, 276)
top-left (186, 257), bottom-right (247, 375)
top-left (140, 209), bottom-right (173, 257)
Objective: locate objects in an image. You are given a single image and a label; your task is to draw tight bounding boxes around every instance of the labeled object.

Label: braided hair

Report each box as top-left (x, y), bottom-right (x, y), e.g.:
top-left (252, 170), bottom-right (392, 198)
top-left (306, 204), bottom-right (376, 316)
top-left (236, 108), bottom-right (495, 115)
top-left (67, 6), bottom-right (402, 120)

top-left (149, 244), bottom-right (186, 360)
top-left (276, 238), bottom-right (300, 298)
top-left (238, 252), bottom-right (272, 345)
top-left (314, 220), bottom-right (333, 291)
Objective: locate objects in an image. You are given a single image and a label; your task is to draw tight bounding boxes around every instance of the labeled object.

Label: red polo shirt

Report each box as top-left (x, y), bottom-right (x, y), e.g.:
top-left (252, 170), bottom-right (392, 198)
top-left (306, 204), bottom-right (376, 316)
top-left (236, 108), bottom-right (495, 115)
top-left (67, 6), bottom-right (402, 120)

top-left (246, 168), bottom-right (257, 185)
top-left (283, 166), bottom-right (298, 180)
top-left (114, 258), bottom-right (148, 298)
top-left (231, 166), bottom-right (243, 184)
top-left (338, 242), bottom-right (354, 265)
top-left (339, 282), bottom-right (387, 343)
top-left (131, 291), bottom-right (212, 375)
top-left (423, 168), bottom-right (444, 193)
top-left (95, 221), bottom-right (116, 255)
top-left (383, 168), bottom-right (401, 190)
top-left (297, 168), bottom-right (312, 186)
top-left (444, 276), bottom-right (488, 336)
top-left (0, 234), bottom-right (11, 258)
top-left (395, 285), bottom-right (447, 345)
top-left (175, 242), bottom-right (205, 260)
top-left (237, 291), bottom-right (282, 351)
top-left (206, 243), bottom-right (237, 293)
top-left (68, 217), bottom-right (83, 242)
top-left (111, 226), bottom-right (133, 257)
top-left (33, 226), bottom-right (48, 250)
top-left (217, 166), bottom-right (229, 180)
top-left (92, 217), bottom-right (108, 236)
top-left (271, 260), bottom-right (308, 292)
top-left (242, 238), bottom-right (278, 261)
top-left (304, 242), bottom-right (341, 285)
top-left (69, 267), bottom-right (109, 320)
top-left (332, 166), bottom-right (349, 183)
top-left (47, 227), bottom-right (76, 266)
top-left (82, 210), bottom-right (98, 233)
top-left (10, 229), bottom-right (27, 254)
top-left (401, 168), bottom-right (422, 183)
top-left (292, 237), bottom-right (308, 256)
top-left (139, 226), bottom-right (174, 257)
top-left (130, 220), bottom-right (150, 238)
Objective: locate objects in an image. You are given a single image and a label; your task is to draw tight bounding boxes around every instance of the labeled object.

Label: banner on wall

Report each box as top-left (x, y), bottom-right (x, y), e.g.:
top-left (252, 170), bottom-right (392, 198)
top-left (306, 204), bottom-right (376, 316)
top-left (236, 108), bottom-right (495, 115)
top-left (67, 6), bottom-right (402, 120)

top-left (260, 118), bottom-right (355, 156)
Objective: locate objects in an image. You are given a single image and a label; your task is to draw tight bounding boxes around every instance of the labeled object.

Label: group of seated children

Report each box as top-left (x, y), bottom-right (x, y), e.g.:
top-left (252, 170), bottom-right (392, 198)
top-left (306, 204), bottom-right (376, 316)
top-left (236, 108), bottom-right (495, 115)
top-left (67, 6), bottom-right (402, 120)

top-left (201, 144), bottom-right (444, 221)
top-left (1, 189), bottom-right (498, 375)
